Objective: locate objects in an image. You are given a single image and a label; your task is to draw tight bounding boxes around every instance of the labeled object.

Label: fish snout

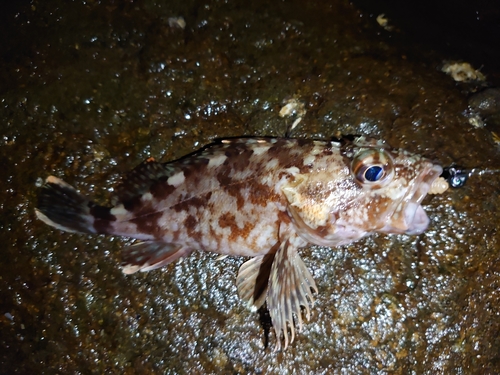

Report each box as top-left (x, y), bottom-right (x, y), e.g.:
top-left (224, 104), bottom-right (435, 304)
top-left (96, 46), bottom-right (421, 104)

top-left (381, 163), bottom-right (443, 235)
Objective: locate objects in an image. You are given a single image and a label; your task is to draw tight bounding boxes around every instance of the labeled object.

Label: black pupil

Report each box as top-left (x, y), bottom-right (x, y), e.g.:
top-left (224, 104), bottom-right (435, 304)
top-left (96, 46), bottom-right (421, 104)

top-left (364, 166), bottom-right (383, 181)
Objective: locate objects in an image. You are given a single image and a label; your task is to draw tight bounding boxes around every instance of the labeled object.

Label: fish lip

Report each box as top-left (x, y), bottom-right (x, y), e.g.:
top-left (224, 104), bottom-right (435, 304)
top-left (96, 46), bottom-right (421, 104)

top-left (402, 163), bottom-right (443, 234)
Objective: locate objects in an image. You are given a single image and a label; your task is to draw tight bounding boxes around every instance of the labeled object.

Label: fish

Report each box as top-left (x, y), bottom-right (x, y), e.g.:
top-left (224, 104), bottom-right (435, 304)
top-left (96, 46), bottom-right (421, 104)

top-left (35, 136), bottom-right (444, 350)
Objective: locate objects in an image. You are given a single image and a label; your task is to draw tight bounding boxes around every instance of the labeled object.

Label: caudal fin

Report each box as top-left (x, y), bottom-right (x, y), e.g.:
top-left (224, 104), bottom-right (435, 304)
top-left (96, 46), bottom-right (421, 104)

top-left (35, 176), bottom-right (114, 235)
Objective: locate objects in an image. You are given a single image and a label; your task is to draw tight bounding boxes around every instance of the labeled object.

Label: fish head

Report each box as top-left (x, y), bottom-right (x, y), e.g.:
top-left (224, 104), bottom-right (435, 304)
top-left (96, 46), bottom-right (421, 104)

top-left (342, 136), bottom-right (443, 236)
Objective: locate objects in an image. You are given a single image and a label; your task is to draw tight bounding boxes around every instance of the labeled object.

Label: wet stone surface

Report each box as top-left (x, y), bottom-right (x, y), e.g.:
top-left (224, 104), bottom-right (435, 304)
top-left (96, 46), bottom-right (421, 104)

top-left (1, 0), bottom-right (499, 374)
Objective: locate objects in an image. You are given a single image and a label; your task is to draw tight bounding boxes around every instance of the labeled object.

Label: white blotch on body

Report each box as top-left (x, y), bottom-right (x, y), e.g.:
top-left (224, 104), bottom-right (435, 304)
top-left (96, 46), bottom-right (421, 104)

top-left (303, 153), bottom-right (316, 166)
top-left (284, 166), bottom-right (300, 176)
top-left (142, 192), bottom-right (153, 201)
top-left (252, 145), bottom-right (271, 156)
top-left (167, 172), bottom-right (186, 187)
top-left (207, 154), bottom-right (228, 168)
top-left (111, 205), bottom-right (128, 217)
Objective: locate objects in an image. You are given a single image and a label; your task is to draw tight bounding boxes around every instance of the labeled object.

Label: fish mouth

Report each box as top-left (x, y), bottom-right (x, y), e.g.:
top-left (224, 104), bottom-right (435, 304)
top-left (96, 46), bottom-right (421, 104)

top-left (382, 163), bottom-right (443, 235)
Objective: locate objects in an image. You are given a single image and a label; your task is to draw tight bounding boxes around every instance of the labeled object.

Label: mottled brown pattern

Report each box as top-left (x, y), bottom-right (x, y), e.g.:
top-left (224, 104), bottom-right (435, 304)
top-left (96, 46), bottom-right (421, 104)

top-left (216, 170), bottom-right (247, 210)
top-left (277, 171), bottom-right (290, 181)
top-left (114, 159), bottom-right (167, 203)
top-left (219, 212), bottom-right (255, 242)
top-left (218, 212), bottom-right (237, 233)
top-left (239, 222), bottom-right (255, 241)
top-left (266, 140), bottom-right (315, 173)
top-left (321, 148), bottom-right (334, 156)
top-left (131, 210), bottom-right (163, 237)
top-left (216, 169), bottom-right (232, 187)
top-left (89, 203), bottom-right (116, 221)
top-left (187, 172), bottom-right (203, 189)
top-left (123, 195), bottom-right (143, 212)
top-left (185, 215), bottom-right (198, 239)
top-left (183, 158), bottom-right (209, 182)
top-left (295, 138), bottom-right (310, 148)
top-left (36, 135), bottom-right (444, 354)
top-left (235, 190), bottom-right (246, 211)
top-left (172, 194), bottom-right (210, 213)
top-left (89, 204), bottom-right (116, 234)
top-left (150, 180), bottom-right (177, 200)
top-left (207, 225), bottom-right (219, 244)
top-left (223, 148), bottom-right (236, 160)
top-left (179, 163), bottom-right (194, 180)
top-left (171, 227), bottom-right (181, 242)
top-left (230, 148), bottom-right (255, 172)
top-left (266, 144), bottom-right (290, 168)
top-left (248, 180), bottom-right (278, 207)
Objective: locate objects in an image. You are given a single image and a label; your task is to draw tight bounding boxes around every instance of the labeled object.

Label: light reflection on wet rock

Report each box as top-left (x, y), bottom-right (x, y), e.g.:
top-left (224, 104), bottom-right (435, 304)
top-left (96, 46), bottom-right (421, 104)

top-left (1, 0), bottom-right (499, 373)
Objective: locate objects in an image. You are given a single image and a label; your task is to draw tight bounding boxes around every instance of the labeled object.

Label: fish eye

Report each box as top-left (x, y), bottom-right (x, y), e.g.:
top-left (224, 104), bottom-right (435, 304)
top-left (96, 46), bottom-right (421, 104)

top-left (364, 165), bottom-right (384, 181)
top-left (351, 149), bottom-right (394, 186)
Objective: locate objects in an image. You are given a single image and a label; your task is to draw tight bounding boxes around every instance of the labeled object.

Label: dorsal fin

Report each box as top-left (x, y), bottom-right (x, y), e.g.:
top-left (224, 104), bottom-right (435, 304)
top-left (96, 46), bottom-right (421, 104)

top-left (111, 138), bottom-right (272, 206)
top-left (111, 158), bottom-right (177, 205)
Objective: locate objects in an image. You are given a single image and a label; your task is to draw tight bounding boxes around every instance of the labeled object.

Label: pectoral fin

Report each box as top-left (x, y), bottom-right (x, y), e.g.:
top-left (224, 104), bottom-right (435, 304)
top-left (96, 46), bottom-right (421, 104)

top-left (267, 238), bottom-right (318, 351)
top-left (236, 251), bottom-right (276, 311)
top-left (121, 241), bottom-right (191, 274)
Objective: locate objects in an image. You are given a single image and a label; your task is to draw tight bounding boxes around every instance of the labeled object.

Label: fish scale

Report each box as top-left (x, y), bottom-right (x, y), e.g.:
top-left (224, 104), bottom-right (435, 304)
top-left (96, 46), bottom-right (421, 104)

top-left (35, 136), bottom-right (443, 350)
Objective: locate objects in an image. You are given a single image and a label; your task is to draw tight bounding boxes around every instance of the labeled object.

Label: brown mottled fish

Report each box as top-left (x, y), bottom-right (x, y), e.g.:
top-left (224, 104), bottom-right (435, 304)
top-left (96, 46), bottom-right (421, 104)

top-left (35, 137), bottom-right (444, 350)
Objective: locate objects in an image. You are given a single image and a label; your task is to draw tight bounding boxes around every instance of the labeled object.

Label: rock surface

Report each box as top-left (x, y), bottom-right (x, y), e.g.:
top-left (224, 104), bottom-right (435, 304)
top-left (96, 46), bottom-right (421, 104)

top-left (1, 0), bottom-right (499, 373)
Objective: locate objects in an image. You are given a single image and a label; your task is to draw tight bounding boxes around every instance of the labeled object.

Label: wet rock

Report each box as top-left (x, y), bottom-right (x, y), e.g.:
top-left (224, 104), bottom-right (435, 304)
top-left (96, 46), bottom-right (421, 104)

top-left (1, 0), bottom-right (499, 374)
top-left (469, 88), bottom-right (500, 117)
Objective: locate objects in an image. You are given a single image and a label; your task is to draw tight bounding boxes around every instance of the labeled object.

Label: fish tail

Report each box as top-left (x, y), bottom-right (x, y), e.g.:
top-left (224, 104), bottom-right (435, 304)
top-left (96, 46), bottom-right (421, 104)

top-left (35, 176), bottom-right (114, 235)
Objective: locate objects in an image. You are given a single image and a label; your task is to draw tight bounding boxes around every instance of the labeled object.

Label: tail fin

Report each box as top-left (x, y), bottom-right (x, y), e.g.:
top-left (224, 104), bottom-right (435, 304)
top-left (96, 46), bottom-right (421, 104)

top-left (35, 176), bottom-right (114, 235)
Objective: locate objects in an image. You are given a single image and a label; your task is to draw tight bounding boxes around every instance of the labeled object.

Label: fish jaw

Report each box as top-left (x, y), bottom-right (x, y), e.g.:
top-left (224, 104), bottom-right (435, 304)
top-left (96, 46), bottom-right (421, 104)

top-left (379, 163), bottom-right (443, 235)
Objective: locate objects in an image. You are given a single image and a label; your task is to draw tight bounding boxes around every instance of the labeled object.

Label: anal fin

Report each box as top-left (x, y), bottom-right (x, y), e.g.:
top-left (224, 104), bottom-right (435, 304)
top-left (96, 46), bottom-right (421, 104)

top-left (267, 237), bottom-right (318, 351)
top-left (121, 241), bottom-right (191, 274)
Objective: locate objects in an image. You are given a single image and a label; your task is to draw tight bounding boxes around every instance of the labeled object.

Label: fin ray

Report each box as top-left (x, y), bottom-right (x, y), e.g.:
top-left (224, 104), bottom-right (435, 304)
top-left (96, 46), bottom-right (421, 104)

top-left (36, 176), bottom-right (103, 234)
top-left (267, 238), bottom-right (318, 351)
top-left (121, 241), bottom-right (191, 274)
top-left (236, 251), bottom-right (276, 311)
